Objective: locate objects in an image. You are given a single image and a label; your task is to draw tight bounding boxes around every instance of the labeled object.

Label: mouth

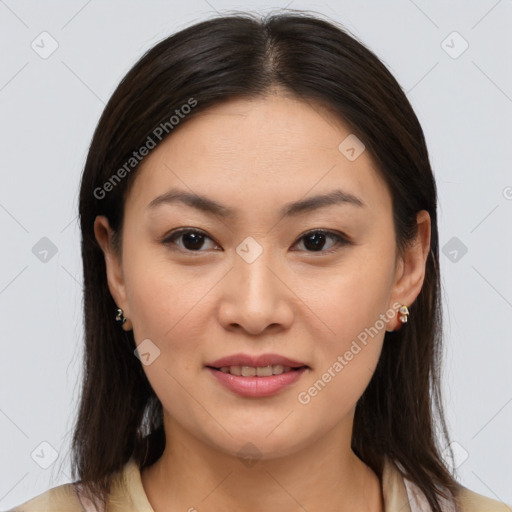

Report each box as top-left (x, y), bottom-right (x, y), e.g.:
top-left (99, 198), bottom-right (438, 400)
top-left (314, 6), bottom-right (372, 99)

top-left (206, 364), bottom-right (309, 377)
top-left (205, 365), bottom-right (309, 398)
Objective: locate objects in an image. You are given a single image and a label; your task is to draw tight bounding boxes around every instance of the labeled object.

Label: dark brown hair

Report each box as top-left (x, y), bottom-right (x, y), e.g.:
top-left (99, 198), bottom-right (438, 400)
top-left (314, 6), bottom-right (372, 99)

top-left (71, 9), bottom-right (461, 511)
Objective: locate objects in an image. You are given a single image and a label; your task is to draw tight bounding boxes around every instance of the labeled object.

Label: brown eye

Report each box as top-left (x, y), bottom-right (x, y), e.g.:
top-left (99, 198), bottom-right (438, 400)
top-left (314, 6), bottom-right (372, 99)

top-left (163, 228), bottom-right (218, 252)
top-left (162, 228), bottom-right (350, 255)
top-left (292, 230), bottom-right (350, 254)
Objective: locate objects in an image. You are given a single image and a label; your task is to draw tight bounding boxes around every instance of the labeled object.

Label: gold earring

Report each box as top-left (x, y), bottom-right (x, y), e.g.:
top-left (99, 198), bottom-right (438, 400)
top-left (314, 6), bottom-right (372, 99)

top-left (398, 305), bottom-right (409, 323)
top-left (386, 304), bottom-right (409, 332)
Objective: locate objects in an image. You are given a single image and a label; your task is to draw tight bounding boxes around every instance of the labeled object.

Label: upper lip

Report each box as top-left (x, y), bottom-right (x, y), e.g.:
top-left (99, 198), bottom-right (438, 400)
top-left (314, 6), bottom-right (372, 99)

top-left (206, 353), bottom-right (309, 369)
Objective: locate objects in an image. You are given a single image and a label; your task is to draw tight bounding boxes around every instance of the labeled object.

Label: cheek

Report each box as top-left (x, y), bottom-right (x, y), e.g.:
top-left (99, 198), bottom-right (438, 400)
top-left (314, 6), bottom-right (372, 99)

top-left (122, 241), bottom-right (209, 339)
top-left (317, 250), bottom-right (394, 340)
top-left (124, 258), bottom-right (208, 414)
top-left (300, 243), bottom-right (394, 396)
top-left (297, 276), bottom-right (387, 419)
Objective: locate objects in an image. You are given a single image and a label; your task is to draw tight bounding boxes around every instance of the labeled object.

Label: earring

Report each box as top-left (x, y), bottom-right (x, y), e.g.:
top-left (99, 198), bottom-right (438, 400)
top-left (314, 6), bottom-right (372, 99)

top-left (386, 304), bottom-right (410, 332)
top-left (398, 305), bottom-right (409, 323)
top-left (115, 307), bottom-right (127, 328)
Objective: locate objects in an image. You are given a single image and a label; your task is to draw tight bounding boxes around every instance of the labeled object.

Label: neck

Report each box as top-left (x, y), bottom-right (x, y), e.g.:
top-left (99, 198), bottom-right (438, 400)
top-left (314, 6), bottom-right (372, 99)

top-left (141, 415), bottom-right (384, 512)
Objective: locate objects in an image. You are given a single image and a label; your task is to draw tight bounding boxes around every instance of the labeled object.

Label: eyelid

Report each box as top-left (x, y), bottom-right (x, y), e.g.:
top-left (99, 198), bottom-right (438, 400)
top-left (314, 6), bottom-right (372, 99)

top-left (161, 227), bottom-right (352, 254)
top-left (292, 229), bottom-right (351, 254)
top-left (162, 228), bottom-right (220, 254)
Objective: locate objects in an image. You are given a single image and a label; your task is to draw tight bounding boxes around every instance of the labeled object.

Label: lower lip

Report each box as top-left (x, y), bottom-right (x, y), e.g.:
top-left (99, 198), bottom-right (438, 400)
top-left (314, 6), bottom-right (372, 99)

top-left (206, 366), bottom-right (308, 398)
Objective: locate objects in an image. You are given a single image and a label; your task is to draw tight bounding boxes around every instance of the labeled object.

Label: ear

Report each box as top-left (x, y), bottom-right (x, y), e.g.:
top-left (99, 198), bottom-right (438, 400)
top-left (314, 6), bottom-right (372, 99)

top-left (387, 210), bottom-right (431, 330)
top-left (94, 215), bottom-right (132, 330)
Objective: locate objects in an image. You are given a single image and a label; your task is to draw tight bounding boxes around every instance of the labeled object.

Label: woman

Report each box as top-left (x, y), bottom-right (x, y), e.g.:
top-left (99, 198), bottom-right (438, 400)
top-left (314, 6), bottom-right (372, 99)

top-left (7, 10), bottom-right (511, 512)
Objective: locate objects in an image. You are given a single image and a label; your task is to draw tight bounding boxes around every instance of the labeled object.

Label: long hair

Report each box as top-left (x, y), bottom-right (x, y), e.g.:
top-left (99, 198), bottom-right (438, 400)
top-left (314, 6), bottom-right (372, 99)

top-left (72, 10), bottom-right (459, 511)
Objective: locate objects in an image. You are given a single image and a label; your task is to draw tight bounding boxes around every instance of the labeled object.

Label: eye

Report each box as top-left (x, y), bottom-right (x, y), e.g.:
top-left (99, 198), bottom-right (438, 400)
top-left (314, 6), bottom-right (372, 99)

top-left (162, 228), bottom-right (219, 253)
top-left (292, 229), bottom-right (350, 254)
top-left (162, 228), bottom-right (350, 254)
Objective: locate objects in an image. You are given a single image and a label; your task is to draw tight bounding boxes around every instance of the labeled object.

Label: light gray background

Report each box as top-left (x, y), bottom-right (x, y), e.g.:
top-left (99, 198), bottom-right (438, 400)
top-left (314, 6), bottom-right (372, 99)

top-left (1, 0), bottom-right (511, 509)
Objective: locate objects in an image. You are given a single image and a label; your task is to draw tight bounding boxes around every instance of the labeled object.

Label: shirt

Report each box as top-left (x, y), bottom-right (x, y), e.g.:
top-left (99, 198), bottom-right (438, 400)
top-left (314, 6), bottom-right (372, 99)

top-left (4, 456), bottom-right (511, 512)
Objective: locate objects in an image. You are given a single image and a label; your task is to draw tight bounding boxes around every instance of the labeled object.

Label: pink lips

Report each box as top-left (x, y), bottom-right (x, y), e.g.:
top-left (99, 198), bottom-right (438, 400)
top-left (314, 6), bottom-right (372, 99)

top-left (206, 352), bottom-right (308, 369)
top-left (205, 352), bottom-right (310, 398)
top-left (206, 366), bottom-right (308, 398)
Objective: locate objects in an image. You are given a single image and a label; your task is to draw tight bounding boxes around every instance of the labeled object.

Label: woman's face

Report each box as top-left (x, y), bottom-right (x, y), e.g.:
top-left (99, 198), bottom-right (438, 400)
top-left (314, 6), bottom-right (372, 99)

top-left (95, 93), bottom-right (430, 461)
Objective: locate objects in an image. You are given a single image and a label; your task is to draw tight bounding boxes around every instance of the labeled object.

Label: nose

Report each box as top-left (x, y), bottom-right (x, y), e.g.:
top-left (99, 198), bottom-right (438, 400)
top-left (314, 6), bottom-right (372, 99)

top-left (216, 245), bottom-right (294, 336)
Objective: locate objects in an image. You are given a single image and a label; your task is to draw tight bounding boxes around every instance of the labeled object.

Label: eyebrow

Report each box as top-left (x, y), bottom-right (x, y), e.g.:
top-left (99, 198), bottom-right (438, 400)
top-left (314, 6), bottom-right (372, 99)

top-left (146, 187), bottom-right (365, 218)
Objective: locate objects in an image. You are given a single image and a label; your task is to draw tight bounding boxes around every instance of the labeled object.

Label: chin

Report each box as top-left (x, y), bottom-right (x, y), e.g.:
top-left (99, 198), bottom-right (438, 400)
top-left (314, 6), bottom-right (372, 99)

top-left (202, 429), bottom-right (309, 463)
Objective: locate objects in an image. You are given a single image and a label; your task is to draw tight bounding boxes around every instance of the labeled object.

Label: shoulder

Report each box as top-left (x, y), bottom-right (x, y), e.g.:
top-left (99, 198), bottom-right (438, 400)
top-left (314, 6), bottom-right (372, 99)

top-left (455, 485), bottom-right (512, 512)
top-left (3, 482), bottom-right (84, 512)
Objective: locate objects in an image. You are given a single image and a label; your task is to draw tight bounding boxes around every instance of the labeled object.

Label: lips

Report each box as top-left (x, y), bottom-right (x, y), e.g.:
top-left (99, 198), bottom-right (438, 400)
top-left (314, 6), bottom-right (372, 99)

top-left (206, 366), bottom-right (308, 398)
top-left (206, 352), bottom-right (309, 370)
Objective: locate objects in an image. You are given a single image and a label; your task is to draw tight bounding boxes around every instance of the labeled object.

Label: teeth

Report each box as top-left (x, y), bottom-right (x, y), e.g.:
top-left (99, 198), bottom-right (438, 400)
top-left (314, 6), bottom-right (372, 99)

top-left (218, 365), bottom-right (295, 376)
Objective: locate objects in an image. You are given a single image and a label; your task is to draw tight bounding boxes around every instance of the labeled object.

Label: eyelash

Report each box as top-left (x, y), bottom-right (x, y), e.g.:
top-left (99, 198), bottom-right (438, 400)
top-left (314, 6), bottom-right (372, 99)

top-left (161, 228), bottom-right (351, 256)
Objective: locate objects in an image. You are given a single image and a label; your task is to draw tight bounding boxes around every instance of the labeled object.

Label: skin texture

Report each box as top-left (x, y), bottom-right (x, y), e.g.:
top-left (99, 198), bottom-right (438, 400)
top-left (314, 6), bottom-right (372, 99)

top-left (94, 93), bottom-right (431, 512)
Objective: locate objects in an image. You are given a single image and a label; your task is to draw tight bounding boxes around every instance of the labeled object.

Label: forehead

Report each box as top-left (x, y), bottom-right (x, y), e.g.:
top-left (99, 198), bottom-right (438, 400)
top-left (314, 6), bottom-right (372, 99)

top-left (125, 94), bottom-right (391, 218)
